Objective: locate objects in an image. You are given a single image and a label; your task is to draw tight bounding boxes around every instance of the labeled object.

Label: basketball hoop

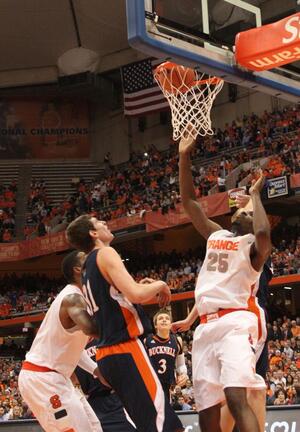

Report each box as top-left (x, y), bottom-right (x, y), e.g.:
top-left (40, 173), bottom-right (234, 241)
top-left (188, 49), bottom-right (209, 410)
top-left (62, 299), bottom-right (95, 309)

top-left (154, 62), bottom-right (224, 140)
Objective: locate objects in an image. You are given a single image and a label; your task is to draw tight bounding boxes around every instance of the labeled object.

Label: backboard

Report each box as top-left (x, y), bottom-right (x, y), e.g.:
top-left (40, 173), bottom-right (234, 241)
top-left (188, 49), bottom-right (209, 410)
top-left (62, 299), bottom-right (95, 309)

top-left (126, 0), bottom-right (300, 102)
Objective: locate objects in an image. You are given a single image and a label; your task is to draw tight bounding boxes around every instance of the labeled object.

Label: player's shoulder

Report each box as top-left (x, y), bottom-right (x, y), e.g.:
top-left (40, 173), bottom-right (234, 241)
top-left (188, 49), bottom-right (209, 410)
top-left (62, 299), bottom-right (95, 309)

top-left (144, 333), bottom-right (155, 345)
top-left (97, 246), bottom-right (121, 264)
top-left (208, 229), bottom-right (231, 239)
top-left (61, 285), bottom-right (84, 306)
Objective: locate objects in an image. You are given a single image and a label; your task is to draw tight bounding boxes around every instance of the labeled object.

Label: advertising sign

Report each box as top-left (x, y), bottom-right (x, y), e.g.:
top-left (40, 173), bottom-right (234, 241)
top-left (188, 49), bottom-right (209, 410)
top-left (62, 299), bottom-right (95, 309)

top-left (179, 409), bottom-right (299, 431)
top-left (267, 176), bottom-right (289, 199)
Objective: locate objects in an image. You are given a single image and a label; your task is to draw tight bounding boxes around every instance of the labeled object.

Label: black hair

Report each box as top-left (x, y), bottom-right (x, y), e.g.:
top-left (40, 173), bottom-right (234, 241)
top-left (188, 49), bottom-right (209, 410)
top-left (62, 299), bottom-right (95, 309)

top-left (61, 250), bottom-right (81, 284)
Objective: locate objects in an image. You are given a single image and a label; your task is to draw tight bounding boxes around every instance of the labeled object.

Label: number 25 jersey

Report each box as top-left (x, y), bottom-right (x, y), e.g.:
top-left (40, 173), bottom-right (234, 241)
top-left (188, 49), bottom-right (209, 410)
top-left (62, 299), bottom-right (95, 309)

top-left (195, 230), bottom-right (261, 315)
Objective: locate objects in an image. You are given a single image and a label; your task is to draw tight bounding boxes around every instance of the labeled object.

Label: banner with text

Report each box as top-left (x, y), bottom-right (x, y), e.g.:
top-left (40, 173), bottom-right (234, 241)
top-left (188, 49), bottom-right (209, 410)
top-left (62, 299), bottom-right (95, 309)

top-left (0, 193), bottom-right (230, 262)
top-left (146, 192), bottom-right (230, 232)
top-left (0, 99), bottom-right (90, 159)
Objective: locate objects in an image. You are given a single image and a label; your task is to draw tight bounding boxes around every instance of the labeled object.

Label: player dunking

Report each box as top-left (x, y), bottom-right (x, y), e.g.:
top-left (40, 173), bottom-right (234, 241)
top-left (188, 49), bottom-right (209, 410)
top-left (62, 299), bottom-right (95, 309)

top-left (144, 310), bottom-right (188, 401)
top-left (66, 216), bottom-right (184, 432)
top-left (18, 251), bottom-right (102, 432)
top-left (172, 133), bottom-right (272, 432)
top-left (221, 194), bottom-right (272, 432)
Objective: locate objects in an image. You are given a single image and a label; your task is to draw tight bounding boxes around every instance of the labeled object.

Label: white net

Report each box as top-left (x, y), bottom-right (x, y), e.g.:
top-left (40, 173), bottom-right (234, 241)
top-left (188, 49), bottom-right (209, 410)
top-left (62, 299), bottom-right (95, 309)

top-left (154, 63), bottom-right (224, 140)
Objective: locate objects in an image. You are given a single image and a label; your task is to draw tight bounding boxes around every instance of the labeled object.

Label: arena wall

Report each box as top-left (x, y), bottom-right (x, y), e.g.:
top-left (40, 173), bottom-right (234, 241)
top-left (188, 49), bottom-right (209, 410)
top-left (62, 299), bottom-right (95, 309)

top-left (1, 408), bottom-right (299, 431)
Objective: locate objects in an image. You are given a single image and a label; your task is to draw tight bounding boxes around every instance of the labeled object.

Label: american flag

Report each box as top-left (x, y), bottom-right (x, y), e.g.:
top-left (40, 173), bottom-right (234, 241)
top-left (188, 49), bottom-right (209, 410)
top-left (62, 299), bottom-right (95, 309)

top-left (121, 58), bottom-right (169, 116)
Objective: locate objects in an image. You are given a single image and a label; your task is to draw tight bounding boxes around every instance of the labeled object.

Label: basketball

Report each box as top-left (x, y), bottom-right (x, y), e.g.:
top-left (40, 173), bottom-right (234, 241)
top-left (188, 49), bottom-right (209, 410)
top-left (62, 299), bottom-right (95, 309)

top-left (154, 61), bottom-right (196, 94)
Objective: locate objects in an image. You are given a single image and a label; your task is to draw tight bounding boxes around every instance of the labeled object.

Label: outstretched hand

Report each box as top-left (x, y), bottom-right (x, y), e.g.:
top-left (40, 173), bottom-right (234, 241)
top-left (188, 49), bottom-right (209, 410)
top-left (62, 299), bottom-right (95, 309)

top-left (235, 193), bottom-right (251, 209)
top-left (249, 169), bottom-right (265, 195)
top-left (179, 125), bottom-right (197, 154)
top-left (171, 319), bottom-right (191, 333)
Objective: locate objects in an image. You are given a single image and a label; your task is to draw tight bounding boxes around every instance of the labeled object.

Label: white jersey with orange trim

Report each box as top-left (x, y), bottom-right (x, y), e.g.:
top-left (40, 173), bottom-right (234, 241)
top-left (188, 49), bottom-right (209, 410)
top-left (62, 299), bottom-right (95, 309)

top-left (25, 284), bottom-right (89, 378)
top-left (195, 229), bottom-right (261, 315)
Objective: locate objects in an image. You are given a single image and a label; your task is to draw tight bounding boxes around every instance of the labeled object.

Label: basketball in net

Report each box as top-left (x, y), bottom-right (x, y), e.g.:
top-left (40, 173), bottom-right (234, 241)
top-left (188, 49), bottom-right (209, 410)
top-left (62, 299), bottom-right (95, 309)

top-left (153, 61), bottom-right (224, 140)
top-left (155, 63), bottom-right (197, 94)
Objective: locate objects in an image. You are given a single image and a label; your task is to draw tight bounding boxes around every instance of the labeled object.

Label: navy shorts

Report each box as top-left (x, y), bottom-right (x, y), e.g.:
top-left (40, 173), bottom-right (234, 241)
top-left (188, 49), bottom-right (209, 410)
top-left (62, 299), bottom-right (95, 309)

top-left (96, 338), bottom-right (183, 432)
top-left (88, 392), bottom-right (136, 432)
top-left (256, 339), bottom-right (268, 379)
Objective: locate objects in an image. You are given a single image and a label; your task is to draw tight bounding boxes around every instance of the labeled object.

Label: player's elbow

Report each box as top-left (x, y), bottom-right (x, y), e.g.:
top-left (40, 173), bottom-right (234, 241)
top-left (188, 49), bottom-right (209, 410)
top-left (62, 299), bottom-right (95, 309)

top-left (255, 230), bottom-right (272, 258)
top-left (82, 318), bottom-right (98, 337)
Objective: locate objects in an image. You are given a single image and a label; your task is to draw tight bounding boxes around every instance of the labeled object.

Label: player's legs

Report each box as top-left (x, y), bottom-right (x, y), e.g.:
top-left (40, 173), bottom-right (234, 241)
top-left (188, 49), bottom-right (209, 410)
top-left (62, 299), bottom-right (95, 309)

top-left (217, 312), bottom-right (265, 432)
top-left (88, 392), bottom-right (137, 432)
top-left (192, 324), bottom-right (225, 412)
top-left (199, 403), bottom-right (222, 432)
top-left (18, 370), bottom-right (102, 432)
top-left (221, 317), bottom-right (268, 432)
top-left (251, 336), bottom-right (268, 432)
top-left (220, 403), bottom-right (235, 432)
top-left (224, 388), bottom-right (260, 432)
top-left (247, 388), bottom-right (266, 432)
top-left (96, 338), bottom-right (183, 432)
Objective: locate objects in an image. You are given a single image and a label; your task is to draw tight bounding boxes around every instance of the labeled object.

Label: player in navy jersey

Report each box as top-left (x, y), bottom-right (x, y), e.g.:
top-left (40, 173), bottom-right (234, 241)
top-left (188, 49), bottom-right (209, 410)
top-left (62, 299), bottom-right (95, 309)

top-left (74, 338), bottom-right (137, 432)
top-left (66, 215), bottom-right (184, 432)
top-left (144, 310), bottom-right (188, 401)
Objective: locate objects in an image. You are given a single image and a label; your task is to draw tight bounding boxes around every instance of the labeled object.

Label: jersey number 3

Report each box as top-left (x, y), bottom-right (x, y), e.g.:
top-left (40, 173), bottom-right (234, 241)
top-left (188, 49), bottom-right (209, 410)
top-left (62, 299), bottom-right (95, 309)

top-left (158, 359), bottom-right (167, 374)
top-left (207, 252), bottom-right (229, 273)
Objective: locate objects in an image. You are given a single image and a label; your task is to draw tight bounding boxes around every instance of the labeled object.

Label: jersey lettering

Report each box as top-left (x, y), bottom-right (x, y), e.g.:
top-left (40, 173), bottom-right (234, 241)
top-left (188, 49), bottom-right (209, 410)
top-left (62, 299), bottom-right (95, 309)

top-left (207, 252), bottom-right (229, 273)
top-left (82, 279), bottom-right (99, 314)
top-left (207, 239), bottom-right (239, 251)
top-left (148, 346), bottom-right (176, 357)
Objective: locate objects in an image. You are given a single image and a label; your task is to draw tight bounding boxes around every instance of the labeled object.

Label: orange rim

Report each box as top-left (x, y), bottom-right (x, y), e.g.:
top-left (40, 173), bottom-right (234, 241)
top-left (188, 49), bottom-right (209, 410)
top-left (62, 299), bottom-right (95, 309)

top-left (154, 63), bottom-right (222, 89)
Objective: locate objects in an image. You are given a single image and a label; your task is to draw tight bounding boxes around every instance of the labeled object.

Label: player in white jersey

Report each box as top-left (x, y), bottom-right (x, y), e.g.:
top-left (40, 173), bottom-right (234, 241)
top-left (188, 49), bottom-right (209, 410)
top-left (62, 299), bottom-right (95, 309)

top-left (172, 132), bottom-right (272, 432)
top-left (18, 250), bottom-right (103, 432)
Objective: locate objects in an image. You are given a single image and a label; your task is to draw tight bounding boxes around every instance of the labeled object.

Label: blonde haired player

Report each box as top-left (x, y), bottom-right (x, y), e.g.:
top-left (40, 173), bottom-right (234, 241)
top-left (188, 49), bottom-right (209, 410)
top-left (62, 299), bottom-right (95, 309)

top-left (172, 132), bottom-right (271, 432)
top-left (18, 251), bottom-right (103, 432)
top-left (144, 310), bottom-right (188, 401)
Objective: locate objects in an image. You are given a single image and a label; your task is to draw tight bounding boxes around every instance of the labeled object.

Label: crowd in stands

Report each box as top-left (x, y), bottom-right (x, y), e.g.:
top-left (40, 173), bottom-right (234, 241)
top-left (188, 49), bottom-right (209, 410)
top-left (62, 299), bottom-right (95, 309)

top-left (0, 273), bottom-right (63, 318)
top-left (21, 105), bottom-right (299, 239)
top-left (0, 222), bottom-right (300, 319)
top-left (271, 223), bottom-right (300, 276)
top-left (0, 358), bottom-right (34, 420)
top-left (0, 181), bottom-right (17, 243)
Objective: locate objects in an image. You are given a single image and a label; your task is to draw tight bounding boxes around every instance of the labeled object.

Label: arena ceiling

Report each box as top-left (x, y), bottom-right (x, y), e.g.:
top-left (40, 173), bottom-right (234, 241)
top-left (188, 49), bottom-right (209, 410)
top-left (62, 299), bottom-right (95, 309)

top-left (0, 0), bottom-right (298, 89)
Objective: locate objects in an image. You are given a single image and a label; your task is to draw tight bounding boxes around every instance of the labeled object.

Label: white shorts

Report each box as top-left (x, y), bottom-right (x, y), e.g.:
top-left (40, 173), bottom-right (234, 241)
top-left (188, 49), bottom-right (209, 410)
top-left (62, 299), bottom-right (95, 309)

top-left (192, 310), bottom-right (266, 412)
top-left (18, 369), bottom-right (102, 432)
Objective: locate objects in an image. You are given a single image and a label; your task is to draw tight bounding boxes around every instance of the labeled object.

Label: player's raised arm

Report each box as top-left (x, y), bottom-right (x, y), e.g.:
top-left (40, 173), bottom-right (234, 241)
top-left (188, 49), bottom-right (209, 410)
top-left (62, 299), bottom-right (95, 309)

top-left (249, 171), bottom-right (272, 271)
top-left (61, 294), bottom-right (99, 337)
top-left (97, 247), bottom-right (171, 307)
top-left (179, 132), bottom-right (222, 239)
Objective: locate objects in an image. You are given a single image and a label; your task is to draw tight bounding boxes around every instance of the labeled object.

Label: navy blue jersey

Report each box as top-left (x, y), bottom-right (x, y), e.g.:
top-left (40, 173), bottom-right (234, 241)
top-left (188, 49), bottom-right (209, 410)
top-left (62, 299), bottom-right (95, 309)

top-left (256, 259), bottom-right (273, 311)
top-left (144, 333), bottom-right (180, 388)
top-left (75, 339), bottom-right (111, 398)
top-left (82, 249), bottom-right (152, 347)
